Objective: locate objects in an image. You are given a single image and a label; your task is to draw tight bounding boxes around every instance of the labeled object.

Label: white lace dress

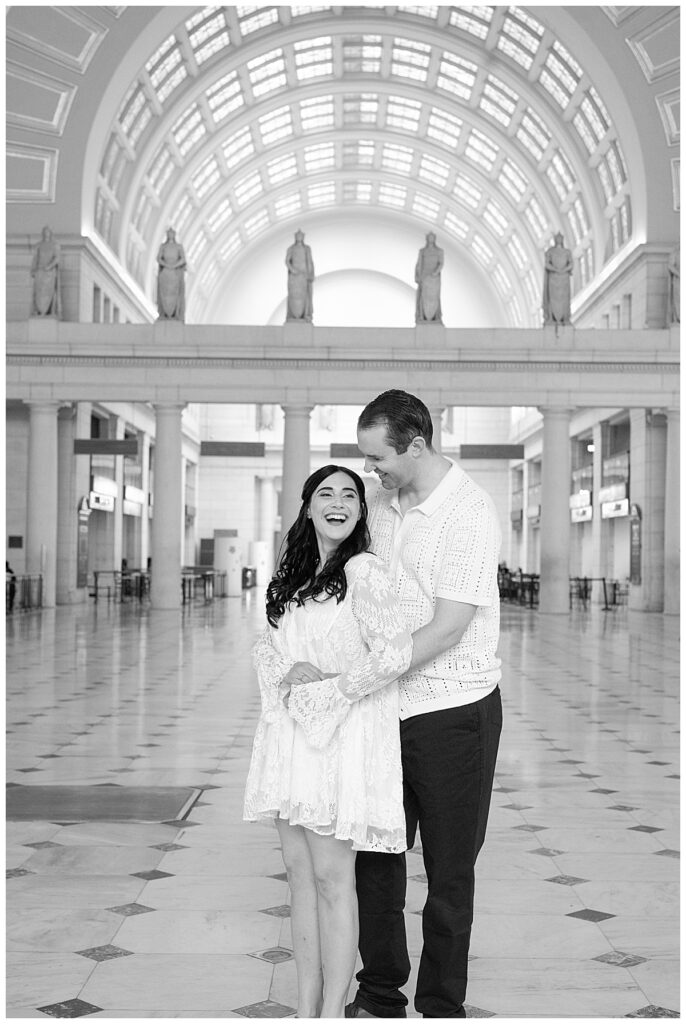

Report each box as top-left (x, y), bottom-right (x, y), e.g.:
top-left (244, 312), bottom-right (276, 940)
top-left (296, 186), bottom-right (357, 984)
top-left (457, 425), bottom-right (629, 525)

top-left (243, 553), bottom-right (413, 853)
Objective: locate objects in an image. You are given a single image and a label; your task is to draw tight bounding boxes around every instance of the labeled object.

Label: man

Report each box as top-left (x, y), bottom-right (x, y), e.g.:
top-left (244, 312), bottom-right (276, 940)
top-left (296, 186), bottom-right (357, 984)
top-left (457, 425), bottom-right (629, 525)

top-left (348, 389), bottom-right (502, 1019)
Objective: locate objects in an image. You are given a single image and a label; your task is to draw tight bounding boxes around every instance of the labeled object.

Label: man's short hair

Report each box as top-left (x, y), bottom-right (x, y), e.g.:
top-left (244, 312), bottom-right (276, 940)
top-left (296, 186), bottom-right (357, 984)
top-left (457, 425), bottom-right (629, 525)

top-left (358, 389), bottom-right (434, 453)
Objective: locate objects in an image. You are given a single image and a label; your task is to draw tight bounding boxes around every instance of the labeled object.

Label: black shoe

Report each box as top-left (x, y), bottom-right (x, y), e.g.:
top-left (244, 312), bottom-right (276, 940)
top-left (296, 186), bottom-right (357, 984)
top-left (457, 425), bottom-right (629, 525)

top-left (345, 1005), bottom-right (376, 1018)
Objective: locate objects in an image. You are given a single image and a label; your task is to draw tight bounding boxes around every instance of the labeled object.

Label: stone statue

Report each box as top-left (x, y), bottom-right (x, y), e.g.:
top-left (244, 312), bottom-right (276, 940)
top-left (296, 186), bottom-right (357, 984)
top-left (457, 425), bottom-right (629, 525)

top-left (156, 227), bottom-right (186, 321)
top-left (542, 232), bottom-right (573, 326)
top-left (415, 232), bottom-right (444, 324)
top-left (285, 230), bottom-right (314, 322)
top-left (30, 226), bottom-right (60, 317)
top-left (668, 246), bottom-right (680, 324)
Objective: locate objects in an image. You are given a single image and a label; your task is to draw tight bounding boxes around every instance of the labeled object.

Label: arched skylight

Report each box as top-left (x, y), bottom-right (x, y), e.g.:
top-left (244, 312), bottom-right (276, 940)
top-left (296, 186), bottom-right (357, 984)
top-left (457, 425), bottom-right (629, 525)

top-left (94, 5), bottom-right (632, 325)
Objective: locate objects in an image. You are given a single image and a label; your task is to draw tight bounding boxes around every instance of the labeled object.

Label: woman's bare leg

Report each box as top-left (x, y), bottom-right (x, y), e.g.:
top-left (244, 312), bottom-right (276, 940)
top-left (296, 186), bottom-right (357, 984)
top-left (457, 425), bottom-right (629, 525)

top-left (304, 830), bottom-right (358, 1018)
top-left (275, 818), bottom-right (323, 1017)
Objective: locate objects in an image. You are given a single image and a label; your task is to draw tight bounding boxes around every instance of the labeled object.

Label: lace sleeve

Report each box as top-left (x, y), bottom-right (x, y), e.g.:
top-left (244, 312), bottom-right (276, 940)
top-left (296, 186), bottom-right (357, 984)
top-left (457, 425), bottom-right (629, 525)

top-left (252, 627), bottom-right (295, 723)
top-left (337, 556), bottom-right (412, 700)
top-left (287, 681), bottom-right (351, 749)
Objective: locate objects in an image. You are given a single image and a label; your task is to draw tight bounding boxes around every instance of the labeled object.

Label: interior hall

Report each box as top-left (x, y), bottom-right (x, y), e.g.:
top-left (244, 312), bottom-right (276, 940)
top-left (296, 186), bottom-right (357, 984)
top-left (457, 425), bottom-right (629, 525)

top-left (5, 5), bottom-right (679, 1020)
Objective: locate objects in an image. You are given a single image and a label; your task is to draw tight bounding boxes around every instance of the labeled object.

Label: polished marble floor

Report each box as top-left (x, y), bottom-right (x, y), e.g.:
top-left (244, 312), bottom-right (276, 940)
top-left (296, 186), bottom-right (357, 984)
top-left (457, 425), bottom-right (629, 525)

top-left (6, 594), bottom-right (680, 1019)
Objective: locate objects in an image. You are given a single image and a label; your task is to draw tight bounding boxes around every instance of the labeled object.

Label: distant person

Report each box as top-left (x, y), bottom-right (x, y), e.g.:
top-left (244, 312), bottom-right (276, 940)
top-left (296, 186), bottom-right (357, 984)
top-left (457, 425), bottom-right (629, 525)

top-left (543, 232), bottom-right (573, 325)
top-left (244, 464), bottom-right (412, 1018)
top-left (285, 230), bottom-right (314, 322)
top-left (414, 232), bottom-right (444, 324)
top-left (6, 561), bottom-right (17, 613)
top-left (30, 226), bottom-right (60, 317)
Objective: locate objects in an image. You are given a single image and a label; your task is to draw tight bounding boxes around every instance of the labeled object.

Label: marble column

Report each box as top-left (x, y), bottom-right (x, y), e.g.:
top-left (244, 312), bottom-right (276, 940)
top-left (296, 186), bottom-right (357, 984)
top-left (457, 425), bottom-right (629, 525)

top-left (139, 431), bottom-right (151, 570)
top-left (150, 403), bottom-right (185, 609)
top-left (664, 409), bottom-right (679, 615)
top-left (538, 407), bottom-right (572, 613)
top-left (26, 401), bottom-right (60, 607)
top-left (629, 409), bottom-right (667, 612)
top-left (56, 404), bottom-right (77, 604)
top-left (281, 404), bottom-right (313, 539)
top-left (429, 407), bottom-right (444, 453)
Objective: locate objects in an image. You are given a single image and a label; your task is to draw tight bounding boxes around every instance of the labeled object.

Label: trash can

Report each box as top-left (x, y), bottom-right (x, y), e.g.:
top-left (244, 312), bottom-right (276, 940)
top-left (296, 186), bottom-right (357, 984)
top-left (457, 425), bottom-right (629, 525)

top-left (242, 566), bottom-right (257, 589)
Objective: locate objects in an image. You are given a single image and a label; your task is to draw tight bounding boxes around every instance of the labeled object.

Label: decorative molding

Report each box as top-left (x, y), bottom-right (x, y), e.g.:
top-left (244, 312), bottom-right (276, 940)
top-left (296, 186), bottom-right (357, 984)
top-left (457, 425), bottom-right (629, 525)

top-left (6, 144), bottom-right (58, 203)
top-left (626, 10), bottom-right (680, 83)
top-left (6, 7), bottom-right (107, 74)
top-left (656, 89), bottom-right (680, 147)
top-left (602, 7), bottom-right (642, 28)
top-left (6, 61), bottom-right (76, 136)
top-left (6, 355), bottom-right (679, 375)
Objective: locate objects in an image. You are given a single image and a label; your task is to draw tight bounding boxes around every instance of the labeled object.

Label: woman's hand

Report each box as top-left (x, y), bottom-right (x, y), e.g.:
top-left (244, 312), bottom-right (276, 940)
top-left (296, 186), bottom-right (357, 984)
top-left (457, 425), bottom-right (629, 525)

top-left (282, 661), bottom-right (333, 687)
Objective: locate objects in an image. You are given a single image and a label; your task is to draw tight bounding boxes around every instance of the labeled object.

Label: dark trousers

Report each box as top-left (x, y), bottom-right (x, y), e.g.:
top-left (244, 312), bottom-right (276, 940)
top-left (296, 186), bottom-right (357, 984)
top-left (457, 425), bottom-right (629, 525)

top-left (354, 687), bottom-right (502, 1018)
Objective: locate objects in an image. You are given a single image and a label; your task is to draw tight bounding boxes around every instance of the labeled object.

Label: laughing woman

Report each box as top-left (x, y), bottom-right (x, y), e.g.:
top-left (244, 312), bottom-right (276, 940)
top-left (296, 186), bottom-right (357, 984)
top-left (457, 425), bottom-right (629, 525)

top-left (244, 465), bottom-right (412, 1018)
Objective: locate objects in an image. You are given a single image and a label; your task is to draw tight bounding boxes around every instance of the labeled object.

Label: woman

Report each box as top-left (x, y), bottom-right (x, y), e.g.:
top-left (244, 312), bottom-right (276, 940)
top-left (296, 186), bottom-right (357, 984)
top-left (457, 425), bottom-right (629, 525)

top-left (244, 465), bottom-right (412, 1018)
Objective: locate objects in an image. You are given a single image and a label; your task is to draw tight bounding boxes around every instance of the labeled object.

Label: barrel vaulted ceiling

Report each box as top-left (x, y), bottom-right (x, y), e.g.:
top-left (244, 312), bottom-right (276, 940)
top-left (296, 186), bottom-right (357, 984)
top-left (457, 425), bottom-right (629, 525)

top-left (6, 5), bottom-right (680, 326)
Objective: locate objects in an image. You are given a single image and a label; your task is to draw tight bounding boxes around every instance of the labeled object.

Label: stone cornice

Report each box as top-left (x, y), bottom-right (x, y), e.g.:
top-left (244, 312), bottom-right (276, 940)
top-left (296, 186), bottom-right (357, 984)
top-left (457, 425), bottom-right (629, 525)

top-left (6, 353), bottom-right (680, 374)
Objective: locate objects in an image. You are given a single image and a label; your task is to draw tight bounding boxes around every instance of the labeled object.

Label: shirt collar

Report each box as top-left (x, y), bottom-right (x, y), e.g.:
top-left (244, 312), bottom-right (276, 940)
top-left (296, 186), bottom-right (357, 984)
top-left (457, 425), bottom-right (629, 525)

top-left (389, 459), bottom-right (464, 517)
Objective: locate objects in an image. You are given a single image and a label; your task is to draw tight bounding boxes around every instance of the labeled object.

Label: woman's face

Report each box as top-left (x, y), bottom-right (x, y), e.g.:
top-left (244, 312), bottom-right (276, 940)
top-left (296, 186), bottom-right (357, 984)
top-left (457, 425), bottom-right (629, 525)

top-left (308, 471), bottom-right (362, 560)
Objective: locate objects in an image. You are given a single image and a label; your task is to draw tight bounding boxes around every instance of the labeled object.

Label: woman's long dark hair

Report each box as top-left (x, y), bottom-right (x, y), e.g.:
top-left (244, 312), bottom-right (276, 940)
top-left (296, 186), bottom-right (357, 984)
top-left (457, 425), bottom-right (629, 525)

top-left (266, 465), bottom-right (370, 627)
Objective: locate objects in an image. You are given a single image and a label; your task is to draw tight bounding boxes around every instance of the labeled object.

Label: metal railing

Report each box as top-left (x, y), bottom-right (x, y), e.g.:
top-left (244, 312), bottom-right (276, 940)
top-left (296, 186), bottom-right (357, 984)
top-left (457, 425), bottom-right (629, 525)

top-left (6, 574), bottom-right (43, 612)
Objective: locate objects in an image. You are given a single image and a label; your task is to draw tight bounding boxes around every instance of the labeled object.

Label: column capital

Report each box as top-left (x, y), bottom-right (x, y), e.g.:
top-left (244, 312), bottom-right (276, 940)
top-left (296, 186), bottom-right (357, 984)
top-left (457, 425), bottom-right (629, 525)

top-left (281, 403), bottom-right (314, 414)
top-left (152, 401), bottom-right (187, 413)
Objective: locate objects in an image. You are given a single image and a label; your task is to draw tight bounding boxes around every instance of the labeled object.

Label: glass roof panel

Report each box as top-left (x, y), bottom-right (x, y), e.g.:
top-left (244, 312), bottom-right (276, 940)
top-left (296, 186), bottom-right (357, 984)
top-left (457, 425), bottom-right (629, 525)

top-left (208, 197), bottom-right (232, 232)
top-left (258, 105), bottom-right (293, 145)
top-left (234, 169), bottom-right (263, 206)
top-left (294, 36), bottom-right (334, 80)
top-left (507, 233), bottom-right (527, 270)
top-left (186, 8), bottom-right (230, 65)
top-left (343, 140), bottom-right (375, 166)
top-left (523, 194), bottom-right (548, 237)
top-left (267, 153), bottom-right (298, 184)
top-left (343, 180), bottom-right (373, 202)
top-left (381, 143), bottom-right (413, 174)
top-left (426, 107), bottom-right (463, 149)
top-left (238, 6), bottom-right (279, 37)
top-left (498, 157), bottom-right (528, 202)
top-left (192, 156), bottom-right (221, 199)
top-left (219, 230), bottom-right (242, 261)
top-left (454, 173), bottom-right (481, 210)
top-left (449, 6), bottom-right (494, 40)
top-left (148, 146), bottom-right (175, 193)
top-left (207, 71), bottom-right (244, 123)
top-left (412, 192), bottom-right (440, 219)
top-left (275, 193), bottom-right (302, 217)
top-left (304, 142), bottom-right (335, 171)
top-left (308, 181), bottom-right (336, 205)
top-left (386, 95), bottom-right (421, 132)
top-left (418, 154), bottom-right (450, 187)
top-left (437, 52), bottom-right (478, 100)
top-left (398, 5), bottom-right (438, 17)
top-left (444, 210), bottom-right (469, 239)
top-left (172, 105), bottom-right (207, 156)
top-left (472, 233), bottom-right (494, 265)
top-left (492, 262), bottom-right (511, 294)
top-left (516, 108), bottom-right (551, 161)
top-left (391, 37), bottom-right (431, 82)
top-left (187, 230), bottom-right (208, 264)
top-left (378, 182), bottom-right (408, 207)
top-left (466, 128), bottom-right (498, 172)
top-left (174, 193), bottom-right (193, 233)
top-left (343, 93), bottom-right (379, 125)
top-left (343, 36), bottom-right (382, 74)
top-left (244, 208), bottom-right (270, 237)
top-left (247, 48), bottom-right (287, 97)
top-left (222, 126), bottom-right (255, 169)
top-left (480, 75), bottom-right (519, 127)
top-left (483, 199), bottom-right (509, 237)
top-left (299, 95), bottom-right (335, 131)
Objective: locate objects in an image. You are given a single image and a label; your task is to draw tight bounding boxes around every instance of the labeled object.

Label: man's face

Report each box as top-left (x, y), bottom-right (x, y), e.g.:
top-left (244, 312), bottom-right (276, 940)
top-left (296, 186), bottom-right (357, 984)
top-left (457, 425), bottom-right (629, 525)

top-left (357, 423), bottom-right (417, 490)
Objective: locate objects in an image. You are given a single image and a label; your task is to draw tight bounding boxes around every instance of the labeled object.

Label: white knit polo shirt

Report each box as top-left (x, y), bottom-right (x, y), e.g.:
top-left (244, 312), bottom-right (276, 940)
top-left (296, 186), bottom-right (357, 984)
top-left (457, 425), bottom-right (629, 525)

top-left (367, 460), bottom-right (502, 719)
